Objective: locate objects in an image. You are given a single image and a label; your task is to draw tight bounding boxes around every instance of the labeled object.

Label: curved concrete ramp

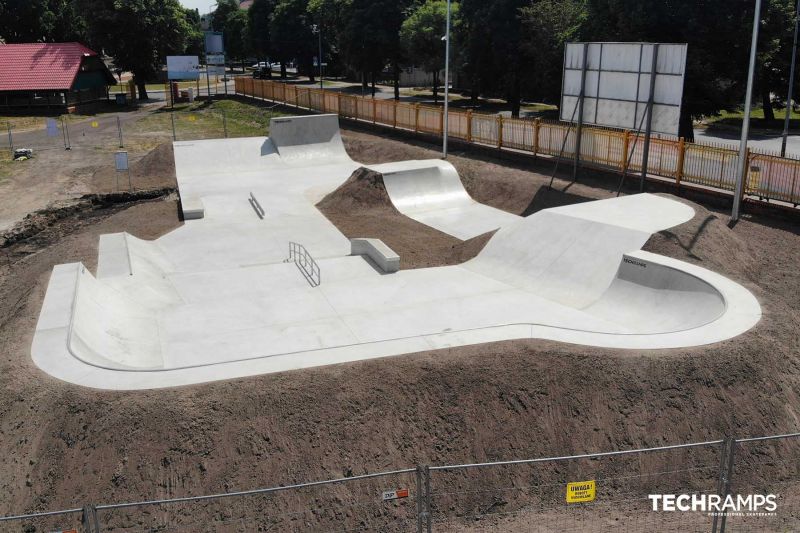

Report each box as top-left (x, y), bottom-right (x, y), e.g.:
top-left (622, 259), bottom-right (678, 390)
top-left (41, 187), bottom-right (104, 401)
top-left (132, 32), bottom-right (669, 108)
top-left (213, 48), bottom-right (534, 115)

top-left (270, 114), bottom-right (353, 166)
top-left (369, 160), bottom-right (518, 239)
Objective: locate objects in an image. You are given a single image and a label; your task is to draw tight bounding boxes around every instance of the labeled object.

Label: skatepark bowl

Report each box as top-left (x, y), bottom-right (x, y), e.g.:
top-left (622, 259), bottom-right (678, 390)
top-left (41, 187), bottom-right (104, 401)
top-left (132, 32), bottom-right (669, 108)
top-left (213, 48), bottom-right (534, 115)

top-left (32, 114), bottom-right (762, 390)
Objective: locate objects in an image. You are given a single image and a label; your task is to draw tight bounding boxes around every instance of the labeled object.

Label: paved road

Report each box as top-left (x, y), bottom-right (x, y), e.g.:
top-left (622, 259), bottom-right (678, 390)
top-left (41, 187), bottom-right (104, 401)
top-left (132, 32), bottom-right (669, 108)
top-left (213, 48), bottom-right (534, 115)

top-left (694, 127), bottom-right (800, 158)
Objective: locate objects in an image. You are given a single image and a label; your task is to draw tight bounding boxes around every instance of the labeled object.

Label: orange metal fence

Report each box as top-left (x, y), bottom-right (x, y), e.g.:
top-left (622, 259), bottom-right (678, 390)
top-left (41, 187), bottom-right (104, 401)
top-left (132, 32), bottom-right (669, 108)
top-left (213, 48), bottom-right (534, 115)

top-left (235, 78), bottom-right (800, 207)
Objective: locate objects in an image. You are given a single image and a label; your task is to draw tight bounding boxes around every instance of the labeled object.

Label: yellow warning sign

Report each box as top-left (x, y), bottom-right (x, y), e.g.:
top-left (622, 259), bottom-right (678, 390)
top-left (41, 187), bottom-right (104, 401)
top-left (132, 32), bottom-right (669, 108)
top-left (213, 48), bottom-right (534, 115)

top-left (91, 121), bottom-right (99, 128)
top-left (566, 480), bottom-right (596, 503)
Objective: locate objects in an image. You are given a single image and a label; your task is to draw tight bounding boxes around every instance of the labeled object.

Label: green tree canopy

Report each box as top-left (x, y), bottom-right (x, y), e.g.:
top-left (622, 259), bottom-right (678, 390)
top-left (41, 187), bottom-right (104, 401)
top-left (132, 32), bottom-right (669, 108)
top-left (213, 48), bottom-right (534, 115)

top-left (78, 0), bottom-right (195, 99)
top-left (248, 0), bottom-right (277, 61)
top-left (0, 0), bottom-right (87, 43)
top-left (211, 0), bottom-right (239, 32)
top-left (400, 0), bottom-right (459, 103)
top-left (270, 0), bottom-right (316, 80)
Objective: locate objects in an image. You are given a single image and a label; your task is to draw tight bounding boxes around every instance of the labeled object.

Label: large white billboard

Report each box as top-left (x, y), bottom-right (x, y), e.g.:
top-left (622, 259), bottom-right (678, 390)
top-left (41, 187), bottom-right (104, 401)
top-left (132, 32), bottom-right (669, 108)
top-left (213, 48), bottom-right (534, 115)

top-left (167, 56), bottom-right (200, 80)
top-left (560, 42), bottom-right (687, 136)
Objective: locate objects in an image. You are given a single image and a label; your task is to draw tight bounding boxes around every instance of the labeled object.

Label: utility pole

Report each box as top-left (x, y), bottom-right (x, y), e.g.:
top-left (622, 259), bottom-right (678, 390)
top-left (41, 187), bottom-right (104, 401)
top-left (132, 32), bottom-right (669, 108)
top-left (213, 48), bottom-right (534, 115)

top-left (318, 26), bottom-right (323, 91)
top-left (782, 0), bottom-right (800, 157)
top-left (639, 44), bottom-right (660, 193)
top-left (442, 0), bottom-right (452, 158)
top-left (732, 0), bottom-right (763, 222)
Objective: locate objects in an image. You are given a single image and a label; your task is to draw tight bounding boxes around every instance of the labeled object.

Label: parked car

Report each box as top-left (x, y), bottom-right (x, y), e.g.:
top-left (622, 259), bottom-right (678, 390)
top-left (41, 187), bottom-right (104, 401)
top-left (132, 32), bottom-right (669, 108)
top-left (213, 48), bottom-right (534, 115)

top-left (252, 66), bottom-right (271, 79)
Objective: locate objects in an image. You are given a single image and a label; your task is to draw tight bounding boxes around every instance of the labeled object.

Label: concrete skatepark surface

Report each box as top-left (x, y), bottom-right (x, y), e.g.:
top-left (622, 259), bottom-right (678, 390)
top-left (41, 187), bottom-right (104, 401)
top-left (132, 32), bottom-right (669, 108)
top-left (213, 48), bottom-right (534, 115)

top-left (31, 114), bottom-right (762, 390)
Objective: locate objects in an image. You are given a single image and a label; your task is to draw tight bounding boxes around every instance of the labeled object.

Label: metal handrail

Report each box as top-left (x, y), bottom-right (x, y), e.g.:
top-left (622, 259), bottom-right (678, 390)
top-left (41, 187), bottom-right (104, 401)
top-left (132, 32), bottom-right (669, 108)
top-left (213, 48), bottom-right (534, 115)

top-left (285, 241), bottom-right (320, 287)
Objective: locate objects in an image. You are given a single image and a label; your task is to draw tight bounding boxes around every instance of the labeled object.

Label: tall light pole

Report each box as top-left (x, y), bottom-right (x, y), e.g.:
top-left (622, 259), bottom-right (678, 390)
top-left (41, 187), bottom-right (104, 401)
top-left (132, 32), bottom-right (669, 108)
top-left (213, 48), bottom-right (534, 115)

top-left (312, 24), bottom-right (323, 90)
top-left (782, 0), bottom-right (800, 157)
top-left (732, 0), bottom-right (763, 222)
top-left (442, 0), bottom-right (452, 159)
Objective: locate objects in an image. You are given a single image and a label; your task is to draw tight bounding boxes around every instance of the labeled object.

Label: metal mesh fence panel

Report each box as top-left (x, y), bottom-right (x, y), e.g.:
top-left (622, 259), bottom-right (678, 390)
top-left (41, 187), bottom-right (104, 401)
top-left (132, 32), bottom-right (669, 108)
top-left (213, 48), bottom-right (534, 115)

top-left (428, 442), bottom-right (723, 533)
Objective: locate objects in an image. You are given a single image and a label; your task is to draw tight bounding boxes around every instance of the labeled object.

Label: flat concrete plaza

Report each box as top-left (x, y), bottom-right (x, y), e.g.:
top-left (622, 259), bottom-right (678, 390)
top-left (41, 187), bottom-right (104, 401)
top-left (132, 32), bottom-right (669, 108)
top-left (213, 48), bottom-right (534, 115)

top-left (31, 115), bottom-right (761, 390)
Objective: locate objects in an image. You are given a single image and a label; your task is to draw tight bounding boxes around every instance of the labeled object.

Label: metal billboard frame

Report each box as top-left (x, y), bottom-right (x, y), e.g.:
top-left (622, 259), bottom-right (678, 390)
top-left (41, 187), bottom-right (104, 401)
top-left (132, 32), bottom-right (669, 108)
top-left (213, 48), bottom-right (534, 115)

top-left (559, 42), bottom-right (688, 191)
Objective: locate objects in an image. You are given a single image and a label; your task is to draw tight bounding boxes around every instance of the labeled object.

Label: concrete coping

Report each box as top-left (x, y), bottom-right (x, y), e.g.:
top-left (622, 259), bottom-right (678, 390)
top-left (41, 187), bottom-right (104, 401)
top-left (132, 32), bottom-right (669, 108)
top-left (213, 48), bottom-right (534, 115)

top-left (350, 238), bottom-right (400, 273)
top-left (181, 197), bottom-right (205, 220)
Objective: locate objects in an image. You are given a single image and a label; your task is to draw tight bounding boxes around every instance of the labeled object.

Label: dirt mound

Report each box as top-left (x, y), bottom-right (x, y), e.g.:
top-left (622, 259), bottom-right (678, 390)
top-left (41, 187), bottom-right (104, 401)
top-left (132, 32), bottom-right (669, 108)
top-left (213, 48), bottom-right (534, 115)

top-left (317, 167), bottom-right (494, 269)
top-left (643, 195), bottom-right (758, 282)
top-left (90, 143), bottom-right (177, 194)
top-left (0, 189), bottom-right (175, 249)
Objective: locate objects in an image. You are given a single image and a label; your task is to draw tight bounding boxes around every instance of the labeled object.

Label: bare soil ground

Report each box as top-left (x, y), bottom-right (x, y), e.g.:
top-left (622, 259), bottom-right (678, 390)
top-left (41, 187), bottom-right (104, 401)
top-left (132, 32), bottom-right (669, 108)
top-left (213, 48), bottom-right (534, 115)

top-left (317, 166), bottom-right (494, 269)
top-left (0, 124), bottom-right (798, 531)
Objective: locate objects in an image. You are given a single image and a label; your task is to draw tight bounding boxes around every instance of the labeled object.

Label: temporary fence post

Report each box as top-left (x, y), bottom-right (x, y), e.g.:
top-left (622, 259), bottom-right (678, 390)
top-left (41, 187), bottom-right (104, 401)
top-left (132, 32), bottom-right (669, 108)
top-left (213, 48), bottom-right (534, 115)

top-left (223, 109), bottom-right (228, 138)
top-left (621, 130), bottom-right (631, 175)
top-left (740, 148), bottom-right (751, 206)
top-left (466, 111), bottom-right (473, 143)
top-left (439, 107), bottom-right (445, 137)
top-left (676, 137), bottom-right (686, 188)
top-left (392, 100), bottom-right (397, 128)
top-left (63, 116), bottom-right (71, 150)
top-left (415, 104), bottom-right (421, 133)
top-left (81, 504), bottom-right (100, 533)
top-left (497, 115), bottom-right (503, 149)
top-left (424, 466), bottom-right (432, 533)
top-left (117, 116), bottom-right (123, 148)
top-left (416, 466), bottom-right (425, 533)
top-left (533, 118), bottom-right (541, 157)
top-left (171, 112), bottom-right (176, 141)
top-left (711, 438), bottom-right (729, 533)
top-left (372, 98), bottom-right (377, 124)
top-left (718, 439), bottom-right (737, 533)
top-left (6, 122), bottom-right (12, 156)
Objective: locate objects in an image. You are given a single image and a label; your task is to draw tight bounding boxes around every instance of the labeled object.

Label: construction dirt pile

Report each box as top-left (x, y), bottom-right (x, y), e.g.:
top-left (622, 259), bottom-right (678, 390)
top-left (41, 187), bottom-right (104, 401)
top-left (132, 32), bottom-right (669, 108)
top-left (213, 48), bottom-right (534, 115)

top-left (89, 142), bottom-right (177, 193)
top-left (317, 166), bottom-right (494, 269)
top-left (0, 127), bottom-right (798, 531)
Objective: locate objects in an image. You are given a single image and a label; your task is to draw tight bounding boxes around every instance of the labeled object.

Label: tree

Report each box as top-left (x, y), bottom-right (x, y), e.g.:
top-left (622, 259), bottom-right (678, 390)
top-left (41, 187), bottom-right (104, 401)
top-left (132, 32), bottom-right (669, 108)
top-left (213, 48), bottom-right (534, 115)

top-left (225, 9), bottom-right (251, 70)
top-left (456, 0), bottom-right (530, 116)
top-left (249, 0), bottom-right (276, 64)
top-left (520, 0), bottom-right (585, 106)
top-left (401, 1), bottom-right (459, 104)
top-left (0, 0), bottom-right (87, 43)
top-left (338, 0), bottom-right (412, 97)
top-left (270, 0), bottom-right (317, 81)
top-left (79, 0), bottom-right (195, 99)
top-left (212, 0), bottom-right (239, 32)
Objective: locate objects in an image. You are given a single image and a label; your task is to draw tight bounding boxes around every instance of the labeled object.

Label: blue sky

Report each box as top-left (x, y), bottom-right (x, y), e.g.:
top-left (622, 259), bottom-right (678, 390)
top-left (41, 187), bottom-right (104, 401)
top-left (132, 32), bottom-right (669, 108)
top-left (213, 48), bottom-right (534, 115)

top-left (181, 0), bottom-right (216, 14)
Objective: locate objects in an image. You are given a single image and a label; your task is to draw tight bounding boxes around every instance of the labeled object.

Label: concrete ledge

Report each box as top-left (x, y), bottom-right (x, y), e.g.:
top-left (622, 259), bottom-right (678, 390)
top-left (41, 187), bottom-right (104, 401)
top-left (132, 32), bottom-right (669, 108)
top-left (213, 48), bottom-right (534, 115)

top-left (181, 197), bottom-right (204, 220)
top-left (350, 238), bottom-right (400, 273)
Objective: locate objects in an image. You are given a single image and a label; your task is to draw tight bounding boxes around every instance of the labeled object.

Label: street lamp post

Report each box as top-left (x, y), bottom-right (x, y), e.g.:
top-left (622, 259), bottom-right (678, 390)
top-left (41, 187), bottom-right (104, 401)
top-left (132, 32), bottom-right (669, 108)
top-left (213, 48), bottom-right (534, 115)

top-left (782, 0), bottom-right (800, 157)
top-left (312, 24), bottom-right (323, 91)
top-left (442, 0), bottom-right (452, 159)
top-left (732, 0), bottom-right (763, 222)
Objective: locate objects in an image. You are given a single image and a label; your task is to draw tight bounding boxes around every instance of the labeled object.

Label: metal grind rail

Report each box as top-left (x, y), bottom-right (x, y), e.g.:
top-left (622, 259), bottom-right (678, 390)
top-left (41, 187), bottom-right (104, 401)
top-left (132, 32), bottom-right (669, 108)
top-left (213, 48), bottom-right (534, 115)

top-left (285, 241), bottom-right (321, 287)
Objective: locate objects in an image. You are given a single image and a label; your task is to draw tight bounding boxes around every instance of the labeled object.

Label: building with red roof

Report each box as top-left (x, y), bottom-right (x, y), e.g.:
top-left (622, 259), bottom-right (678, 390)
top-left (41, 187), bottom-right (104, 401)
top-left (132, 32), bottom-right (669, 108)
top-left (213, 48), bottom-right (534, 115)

top-left (0, 42), bottom-right (116, 112)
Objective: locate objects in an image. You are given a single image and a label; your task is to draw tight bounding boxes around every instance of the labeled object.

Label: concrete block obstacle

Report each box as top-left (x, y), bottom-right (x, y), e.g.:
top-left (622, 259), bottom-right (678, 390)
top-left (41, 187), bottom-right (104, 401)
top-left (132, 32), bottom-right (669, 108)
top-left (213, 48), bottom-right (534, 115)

top-left (350, 238), bottom-right (400, 273)
top-left (31, 114), bottom-right (762, 390)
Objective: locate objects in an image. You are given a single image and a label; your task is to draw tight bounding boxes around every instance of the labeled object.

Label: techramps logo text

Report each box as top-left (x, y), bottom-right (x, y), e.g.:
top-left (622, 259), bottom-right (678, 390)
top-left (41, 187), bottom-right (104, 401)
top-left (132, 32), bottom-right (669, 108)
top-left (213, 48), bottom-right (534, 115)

top-left (648, 494), bottom-right (778, 517)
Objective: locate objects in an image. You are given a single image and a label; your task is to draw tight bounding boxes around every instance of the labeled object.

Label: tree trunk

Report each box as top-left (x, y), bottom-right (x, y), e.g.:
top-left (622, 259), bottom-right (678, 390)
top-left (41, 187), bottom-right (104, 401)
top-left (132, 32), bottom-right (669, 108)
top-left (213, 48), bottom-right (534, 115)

top-left (509, 75), bottom-right (521, 118)
top-left (280, 62), bottom-right (287, 79)
top-left (762, 89), bottom-right (775, 122)
top-left (371, 72), bottom-right (376, 97)
top-left (362, 71), bottom-right (368, 95)
top-left (135, 77), bottom-right (148, 100)
top-left (432, 71), bottom-right (438, 104)
top-left (678, 104), bottom-right (695, 143)
top-left (393, 62), bottom-right (400, 100)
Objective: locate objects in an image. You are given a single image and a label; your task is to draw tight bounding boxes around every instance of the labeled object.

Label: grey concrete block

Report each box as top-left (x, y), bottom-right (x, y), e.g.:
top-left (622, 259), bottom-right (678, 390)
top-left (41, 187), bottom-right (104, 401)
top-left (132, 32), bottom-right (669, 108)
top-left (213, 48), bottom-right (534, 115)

top-left (351, 238), bottom-right (400, 273)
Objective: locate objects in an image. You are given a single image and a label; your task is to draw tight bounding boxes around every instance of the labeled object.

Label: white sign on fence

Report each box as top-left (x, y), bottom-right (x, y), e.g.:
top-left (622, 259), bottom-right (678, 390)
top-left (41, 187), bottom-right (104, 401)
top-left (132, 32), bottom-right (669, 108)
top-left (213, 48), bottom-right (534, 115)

top-left (167, 56), bottom-right (200, 80)
top-left (115, 151), bottom-right (129, 171)
top-left (46, 118), bottom-right (59, 137)
top-left (560, 42), bottom-right (687, 136)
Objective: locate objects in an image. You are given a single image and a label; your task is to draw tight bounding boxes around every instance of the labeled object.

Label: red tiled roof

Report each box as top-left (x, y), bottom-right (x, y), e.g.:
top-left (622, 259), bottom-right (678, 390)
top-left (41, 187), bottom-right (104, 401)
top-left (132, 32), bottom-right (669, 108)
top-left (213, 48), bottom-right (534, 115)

top-left (0, 42), bottom-right (99, 92)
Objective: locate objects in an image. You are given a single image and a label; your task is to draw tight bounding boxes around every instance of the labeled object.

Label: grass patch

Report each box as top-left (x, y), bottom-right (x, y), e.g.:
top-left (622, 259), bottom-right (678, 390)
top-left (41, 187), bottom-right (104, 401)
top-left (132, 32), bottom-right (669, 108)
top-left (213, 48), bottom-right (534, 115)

top-left (130, 99), bottom-right (287, 141)
top-left (705, 107), bottom-right (800, 131)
